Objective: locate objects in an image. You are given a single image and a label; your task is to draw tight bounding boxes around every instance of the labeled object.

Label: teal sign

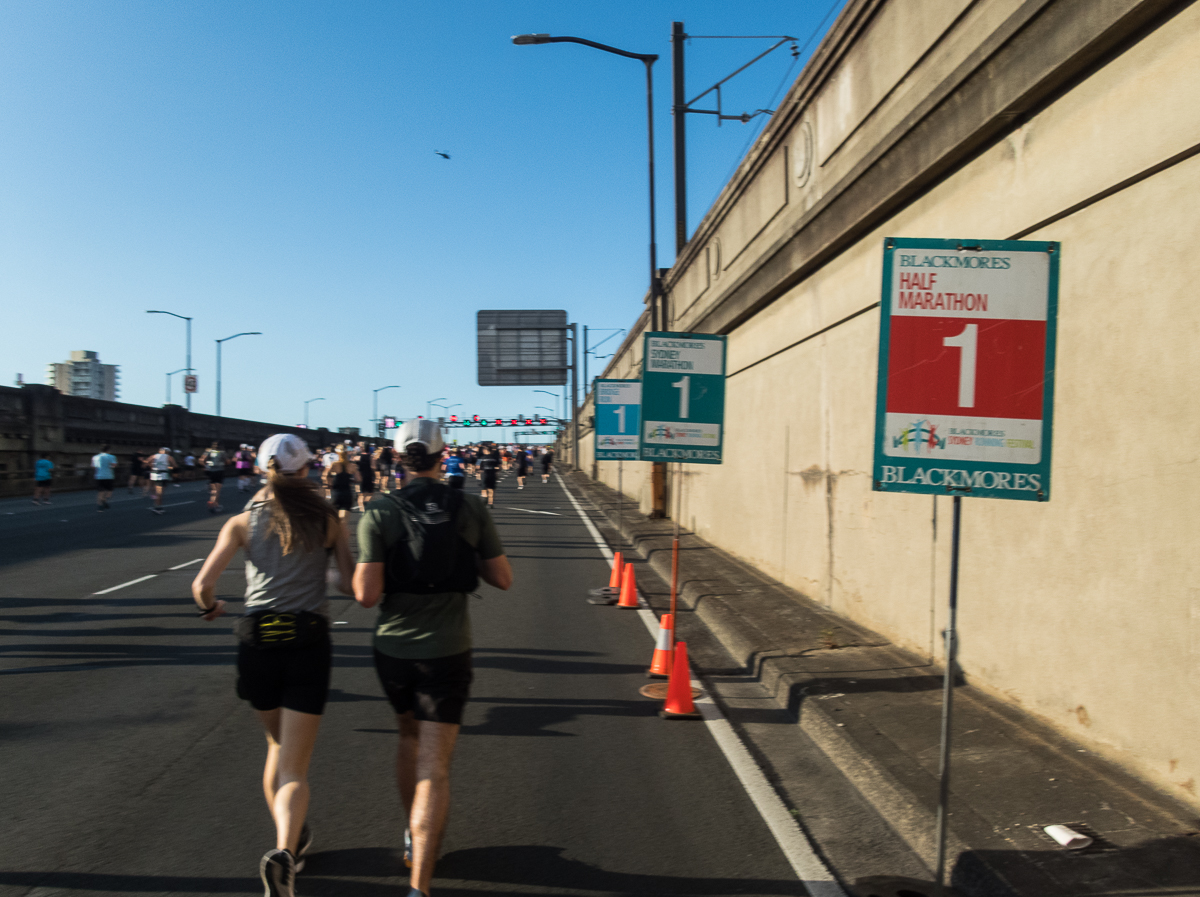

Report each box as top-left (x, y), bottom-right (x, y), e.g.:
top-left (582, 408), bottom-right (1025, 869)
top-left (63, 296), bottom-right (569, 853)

top-left (873, 238), bottom-right (1059, 501)
top-left (594, 379), bottom-right (641, 460)
top-left (639, 332), bottom-right (725, 464)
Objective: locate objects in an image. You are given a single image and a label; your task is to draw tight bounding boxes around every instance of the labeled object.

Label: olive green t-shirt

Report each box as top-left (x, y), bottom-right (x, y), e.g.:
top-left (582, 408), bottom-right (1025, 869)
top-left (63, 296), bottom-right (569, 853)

top-left (357, 478), bottom-right (504, 659)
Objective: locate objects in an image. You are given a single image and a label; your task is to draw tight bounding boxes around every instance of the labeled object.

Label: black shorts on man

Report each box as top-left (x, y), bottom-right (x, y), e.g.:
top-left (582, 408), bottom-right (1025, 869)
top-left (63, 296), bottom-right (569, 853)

top-left (373, 650), bottom-right (473, 725)
top-left (96, 479), bottom-right (114, 491)
top-left (447, 475), bottom-right (464, 490)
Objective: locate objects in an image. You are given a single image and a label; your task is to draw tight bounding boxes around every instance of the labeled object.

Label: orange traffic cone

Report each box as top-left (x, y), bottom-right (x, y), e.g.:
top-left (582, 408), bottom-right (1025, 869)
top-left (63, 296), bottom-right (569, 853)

top-left (587, 552), bottom-right (625, 605)
top-left (616, 560), bottom-right (640, 608)
top-left (659, 640), bottom-right (702, 719)
top-left (609, 552), bottom-right (624, 589)
top-left (647, 613), bottom-right (674, 678)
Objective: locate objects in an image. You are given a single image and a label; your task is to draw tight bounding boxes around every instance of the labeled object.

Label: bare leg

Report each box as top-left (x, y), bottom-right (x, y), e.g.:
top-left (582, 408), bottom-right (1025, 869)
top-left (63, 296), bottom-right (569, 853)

top-left (397, 716), bottom-right (459, 896)
top-left (257, 708), bottom-right (323, 853)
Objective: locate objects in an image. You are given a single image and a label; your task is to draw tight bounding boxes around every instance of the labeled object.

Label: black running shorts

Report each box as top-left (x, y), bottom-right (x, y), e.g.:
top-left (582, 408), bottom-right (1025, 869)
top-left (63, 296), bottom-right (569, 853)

top-left (447, 475), bottom-right (464, 490)
top-left (373, 649), bottom-right (473, 725)
top-left (331, 488), bottom-right (353, 511)
top-left (482, 471), bottom-right (497, 489)
top-left (206, 471), bottom-right (225, 484)
top-left (236, 637), bottom-right (332, 715)
top-left (96, 478), bottom-right (114, 491)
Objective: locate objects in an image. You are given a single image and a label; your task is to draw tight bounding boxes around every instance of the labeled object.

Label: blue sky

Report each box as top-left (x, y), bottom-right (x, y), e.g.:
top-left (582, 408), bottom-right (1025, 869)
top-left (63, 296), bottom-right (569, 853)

top-left (0, 1), bottom-right (844, 440)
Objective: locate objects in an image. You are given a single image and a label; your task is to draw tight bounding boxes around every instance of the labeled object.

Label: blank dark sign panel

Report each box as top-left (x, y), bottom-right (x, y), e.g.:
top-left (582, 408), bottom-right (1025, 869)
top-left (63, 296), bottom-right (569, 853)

top-left (477, 310), bottom-right (568, 386)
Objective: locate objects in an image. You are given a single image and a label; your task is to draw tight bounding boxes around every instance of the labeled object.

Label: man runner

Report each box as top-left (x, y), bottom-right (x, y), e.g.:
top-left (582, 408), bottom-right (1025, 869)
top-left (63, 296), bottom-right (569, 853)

top-left (32, 453), bottom-right (54, 504)
top-left (541, 448), bottom-right (554, 484)
top-left (201, 442), bottom-right (227, 513)
top-left (146, 447), bottom-right (176, 514)
top-left (354, 419), bottom-right (512, 897)
top-left (91, 444), bottom-right (117, 511)
top-left (478, 447), bottom-right (499, 508)
top-left (443, 450), bottom-right (465, 490)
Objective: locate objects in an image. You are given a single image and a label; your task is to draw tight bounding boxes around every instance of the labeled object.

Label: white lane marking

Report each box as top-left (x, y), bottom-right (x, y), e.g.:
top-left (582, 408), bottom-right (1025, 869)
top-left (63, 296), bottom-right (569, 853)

top-left (168, 558), bottom-right (204, 570)
top-left (160, 501), bottom-right (195, 508)
top-left (504, 507), bottom-right (562, 516)
top-left (557, 471), bottom-right (847, 895)
top-left (93, 574), bottom-right (157, 595)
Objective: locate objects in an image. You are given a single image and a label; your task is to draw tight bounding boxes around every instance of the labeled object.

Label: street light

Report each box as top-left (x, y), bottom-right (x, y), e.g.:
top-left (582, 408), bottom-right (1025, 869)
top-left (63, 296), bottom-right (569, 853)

top-left (304, 397), bottom-right (325, 429)
top-left (425, 397), bottom-right (447, 418)
top-left (430, 401), bottom-right (460, 420)
top-left (534, 389), bottom-right (559, 420)
top-left (513, 33), bottom-right (662, 331)
top-left (147, 310), bottom-right (193, 410)
top-left (373, 385), bottom-right (400, 436)
top-left (166, 368), bottom-right (188, 406)
top-left (215, 332), bottom-right (262, 417)
top-left (584, 327), bottom-right (625, 395)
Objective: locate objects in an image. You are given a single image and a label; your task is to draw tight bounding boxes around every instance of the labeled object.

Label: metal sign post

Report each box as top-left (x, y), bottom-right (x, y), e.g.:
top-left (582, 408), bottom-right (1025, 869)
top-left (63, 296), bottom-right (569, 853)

top-left (872, 237), bottom-right (1059, 895)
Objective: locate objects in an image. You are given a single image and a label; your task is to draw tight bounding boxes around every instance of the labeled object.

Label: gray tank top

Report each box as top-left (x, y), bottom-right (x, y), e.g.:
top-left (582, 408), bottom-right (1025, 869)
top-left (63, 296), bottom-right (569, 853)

top-left (243, 501), bottom-right (330, 618)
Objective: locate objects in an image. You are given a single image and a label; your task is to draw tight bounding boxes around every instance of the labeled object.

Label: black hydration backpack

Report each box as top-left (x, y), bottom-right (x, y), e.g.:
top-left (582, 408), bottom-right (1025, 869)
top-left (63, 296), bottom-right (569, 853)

top-left (383, 481), bottom-right (480, 595)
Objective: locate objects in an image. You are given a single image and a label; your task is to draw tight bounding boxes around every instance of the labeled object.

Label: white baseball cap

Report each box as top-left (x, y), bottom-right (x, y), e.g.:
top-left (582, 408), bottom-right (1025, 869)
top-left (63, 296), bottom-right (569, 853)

top-left (395, 418), bottom-right (444, 455)
top-left (256, 433), bottom-right (314, 474)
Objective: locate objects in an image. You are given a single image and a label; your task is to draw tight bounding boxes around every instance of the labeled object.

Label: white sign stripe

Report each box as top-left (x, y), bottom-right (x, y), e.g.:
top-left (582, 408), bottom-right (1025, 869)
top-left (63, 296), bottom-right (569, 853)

top-left (93, 574), bottom-right (157, 595)
top-left (168, 558), bottom-right (204, 570)
top-left (557, 472), bottom-right (846, 894)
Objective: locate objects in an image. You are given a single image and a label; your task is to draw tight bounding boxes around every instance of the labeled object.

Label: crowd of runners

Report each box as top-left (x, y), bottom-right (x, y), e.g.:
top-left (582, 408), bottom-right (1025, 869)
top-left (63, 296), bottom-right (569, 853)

top-left (33, 441), bottom-right (556, 518)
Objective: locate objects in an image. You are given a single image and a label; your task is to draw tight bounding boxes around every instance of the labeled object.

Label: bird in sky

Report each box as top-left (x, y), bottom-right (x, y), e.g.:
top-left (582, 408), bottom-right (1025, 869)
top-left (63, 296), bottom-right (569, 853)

top-left (434, 151), bottom-right (450, 159)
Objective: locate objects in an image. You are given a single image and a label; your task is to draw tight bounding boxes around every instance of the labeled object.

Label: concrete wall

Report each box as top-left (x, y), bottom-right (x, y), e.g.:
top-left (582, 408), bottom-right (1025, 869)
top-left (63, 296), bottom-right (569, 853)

top-left (0, 384), bottom-right (384, 495)
top-left (581, 0), bottom-right (1200, 807)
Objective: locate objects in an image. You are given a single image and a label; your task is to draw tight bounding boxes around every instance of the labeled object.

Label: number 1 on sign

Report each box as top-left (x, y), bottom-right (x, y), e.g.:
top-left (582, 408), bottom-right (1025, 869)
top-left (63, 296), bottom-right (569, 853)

top-left (943, 324), bottom-right (977, 408)
top-left (615, 405), bottom-right (626, 433)
top-left (672, 376), bottom-right (690, 419)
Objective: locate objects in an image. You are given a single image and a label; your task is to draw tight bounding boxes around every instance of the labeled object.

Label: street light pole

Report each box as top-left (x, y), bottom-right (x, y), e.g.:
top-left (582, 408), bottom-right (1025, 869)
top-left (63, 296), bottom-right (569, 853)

top-left (147, 311), bottom-right (194, 411)
top-left (426, 397), bottom-right (447, 419)
top-left (373, 386), bottom-right (400, 436)
top-left (215, 332), bottom-right (262, 417)
top-left (513, 33), bottom-right (661, 331)
top-left (166, 368), bottom-right (188, 406)
top-left (304, 398), bottom-right (325, 429)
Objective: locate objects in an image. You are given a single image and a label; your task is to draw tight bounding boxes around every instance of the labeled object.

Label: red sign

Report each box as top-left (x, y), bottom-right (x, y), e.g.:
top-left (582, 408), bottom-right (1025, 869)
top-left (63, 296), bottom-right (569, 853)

top-left (184, 374), bottom-right (198, 393)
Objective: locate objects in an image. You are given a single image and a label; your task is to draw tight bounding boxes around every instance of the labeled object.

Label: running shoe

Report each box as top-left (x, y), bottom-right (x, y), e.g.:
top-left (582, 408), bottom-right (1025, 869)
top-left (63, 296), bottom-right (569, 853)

top-left (406, 890), bottom-right (428, 897)
top-left (404, 827), bottom-right (413, 868)
top-left (294, 824), bottom-right (313, 872)
top-left (260, 848), bottom-right (295, 897)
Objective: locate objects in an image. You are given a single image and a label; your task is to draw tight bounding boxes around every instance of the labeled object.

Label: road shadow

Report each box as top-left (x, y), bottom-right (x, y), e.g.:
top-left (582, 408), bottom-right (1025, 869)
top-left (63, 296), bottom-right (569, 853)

top-left (461, 695), bottom-right (661, 737)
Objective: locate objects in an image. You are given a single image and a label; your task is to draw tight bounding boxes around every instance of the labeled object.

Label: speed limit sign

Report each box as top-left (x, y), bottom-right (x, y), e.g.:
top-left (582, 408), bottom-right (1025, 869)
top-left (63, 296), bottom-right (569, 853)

top-left (872, 238), bottom-right (1059, 501)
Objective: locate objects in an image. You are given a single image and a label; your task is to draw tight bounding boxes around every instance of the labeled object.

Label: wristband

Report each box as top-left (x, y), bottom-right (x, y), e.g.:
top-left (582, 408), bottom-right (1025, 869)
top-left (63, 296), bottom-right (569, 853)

top-left (197, 603), bottom-right (219, 616)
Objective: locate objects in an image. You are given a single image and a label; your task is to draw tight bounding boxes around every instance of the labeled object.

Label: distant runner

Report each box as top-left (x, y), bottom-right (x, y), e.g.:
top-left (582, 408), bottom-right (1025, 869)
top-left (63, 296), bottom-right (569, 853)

top-left (146, 448), bottom-right (177, 514)
top-left (91, 444), bottom-right (117, 511)
top-left (234, 445), bottom-right (255, 492)
top-left (478, 448), bottom-right (499, 508)
top-left (541, 448), bottom-right (554, 484)
top-left (443, 450), bottom-right (465, 490)
top-left (201, 442), bottom-right (227, 514)
top-left (515, 447), bottom-right (529, 490)
top-left (32, 453), bottom-right (54, 505)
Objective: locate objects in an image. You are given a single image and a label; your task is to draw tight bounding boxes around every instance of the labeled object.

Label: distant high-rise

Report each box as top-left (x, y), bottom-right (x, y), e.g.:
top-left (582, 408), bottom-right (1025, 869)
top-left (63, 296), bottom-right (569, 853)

top-left (46, 350), bottom-right (120, 401)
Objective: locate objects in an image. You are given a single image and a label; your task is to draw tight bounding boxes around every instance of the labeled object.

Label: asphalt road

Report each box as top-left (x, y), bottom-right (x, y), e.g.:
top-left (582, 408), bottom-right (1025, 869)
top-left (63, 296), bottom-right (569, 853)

top-left (0, 470), bottom-right (810, 896)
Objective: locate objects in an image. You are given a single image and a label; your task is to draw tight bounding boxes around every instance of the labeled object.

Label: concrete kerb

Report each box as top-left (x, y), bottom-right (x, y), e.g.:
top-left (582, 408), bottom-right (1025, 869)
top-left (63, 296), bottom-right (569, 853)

top-left (560, 470), bottom-right (1200, 896)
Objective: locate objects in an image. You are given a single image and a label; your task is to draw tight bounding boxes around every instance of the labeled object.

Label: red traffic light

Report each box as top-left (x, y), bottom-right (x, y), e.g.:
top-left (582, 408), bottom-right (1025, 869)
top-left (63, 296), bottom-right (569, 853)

top-left (450, 414), bottom-right (458, 422)
top-left (472, 414), bottom-right (480, 423)
top-left (539, 417), bottom-right (547, 425)
top-left (494, 418), bottom-right (502, 426)
top-left (524, 418), bottom-right (532, 425)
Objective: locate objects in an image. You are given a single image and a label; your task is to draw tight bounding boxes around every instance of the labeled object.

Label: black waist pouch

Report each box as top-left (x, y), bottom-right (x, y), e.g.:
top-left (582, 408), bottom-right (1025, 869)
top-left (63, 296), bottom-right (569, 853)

top-left (235, 610), bottom-right (329, 650)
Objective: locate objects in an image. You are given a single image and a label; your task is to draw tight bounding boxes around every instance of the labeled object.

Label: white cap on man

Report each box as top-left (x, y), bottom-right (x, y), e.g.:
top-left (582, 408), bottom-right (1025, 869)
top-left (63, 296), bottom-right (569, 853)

top-left (395, 418), bottom-right (444, 455)
top-left (256, 434), bottom-right (314, 474)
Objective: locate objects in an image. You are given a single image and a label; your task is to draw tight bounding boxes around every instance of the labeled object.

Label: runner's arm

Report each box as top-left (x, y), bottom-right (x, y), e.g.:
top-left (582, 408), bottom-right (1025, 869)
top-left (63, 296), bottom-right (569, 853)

top-left (328, 518), bottom-right (355, 595)
top-left (479, 555), bottom-right (512, 590)
top-left (353, 562), bottom-right (384, 608)
top-left (191, 512), bottom-right (249, 618)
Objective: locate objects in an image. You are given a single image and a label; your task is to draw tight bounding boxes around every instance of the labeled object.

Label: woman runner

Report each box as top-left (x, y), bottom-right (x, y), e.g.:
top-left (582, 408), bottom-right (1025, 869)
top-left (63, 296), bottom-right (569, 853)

top-left (192, 434), bottom-right (354, 897)
top-left (323, 445), bottom-right (359, 520)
